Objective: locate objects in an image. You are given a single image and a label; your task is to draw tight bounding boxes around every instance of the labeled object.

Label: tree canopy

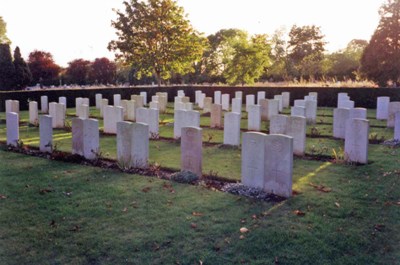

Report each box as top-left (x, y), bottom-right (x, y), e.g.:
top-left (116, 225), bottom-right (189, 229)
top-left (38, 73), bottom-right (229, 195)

top-left (90, 58), bottom-right (117, 85)
top-left (108, 0), bottom-right (206, 86)
top-left (28, 50), bottom-right (61, 86)
top-left (65, 59), bottom-right (91, 85)
top-left (0, 44), bottom-right (15, 90)
top-left (13, 46), bottom-right (32, 89)
top-left (361, 0), bottom-right (400, 87)
top-left (0, 17), bottom-right (10, 44)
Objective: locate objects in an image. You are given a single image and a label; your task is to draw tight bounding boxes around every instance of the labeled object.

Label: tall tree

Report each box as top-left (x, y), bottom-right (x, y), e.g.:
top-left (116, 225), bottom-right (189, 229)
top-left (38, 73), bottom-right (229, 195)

top-left (287, 25), bottom-right (326, 79)
top-left (0, 44), bottom-right (16, 90)
top-left (360, 0), bottom-right (400, 87)
top-left (13, 46), bottom-right (32, 89)
top-left (224, 34), bottom-right (271, 85)
top-left (28, 50), bottom-right (61, 86)
top-left (267, 27), bottom-right (288, 81)
top-left (108, 0), bottom-right (206, 86)
top-left (89, 57), bottom-right (117, 85)
top-left (0, 16), bottom-right (11, 44)
top-left (65, 59), bottom-right (91, 85)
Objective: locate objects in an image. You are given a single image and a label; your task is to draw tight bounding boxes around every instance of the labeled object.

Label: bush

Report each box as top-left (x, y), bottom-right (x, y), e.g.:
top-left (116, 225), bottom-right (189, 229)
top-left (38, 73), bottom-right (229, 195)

top-left (170, 170), bottom-right (199, 184)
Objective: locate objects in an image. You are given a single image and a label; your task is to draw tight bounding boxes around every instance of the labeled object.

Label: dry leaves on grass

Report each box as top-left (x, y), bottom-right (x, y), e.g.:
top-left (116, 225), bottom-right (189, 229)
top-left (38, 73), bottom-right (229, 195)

top-left (293, 210), bottom-right (306, 216)
top-left (240, 227), bottom-right (249, 233)
top-left (0, 194), bottom-right (7, 199)
top-left (309, 183), bottom-right (332, 193)
top-left (142, 187), bottom-right (151, 193)
top-left (192, 212), bottom-right (203, 217)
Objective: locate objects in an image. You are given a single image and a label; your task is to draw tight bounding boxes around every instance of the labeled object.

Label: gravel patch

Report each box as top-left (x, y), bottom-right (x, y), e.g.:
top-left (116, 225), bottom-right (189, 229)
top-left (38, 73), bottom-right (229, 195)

top-left (221, 183), bottom-right (285, 202)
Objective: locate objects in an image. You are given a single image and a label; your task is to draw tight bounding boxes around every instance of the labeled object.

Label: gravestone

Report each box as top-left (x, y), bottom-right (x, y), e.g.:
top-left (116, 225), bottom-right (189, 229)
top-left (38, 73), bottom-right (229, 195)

top-left (72, 118), bottom-right (100, 160)
top-left (5, 100), bottom-right (19, 114)
top-left (131, 95), bottom-right (144, 109)
top-left (257, 91), bottom-right (266, 105)
top-left (59, 97), bottom-right (67, 110)
top-left (286, 116), bottom-right (306, 156)
top-left (126, 100), bottom-right (136, 121)
top-left (282, 92), bottom-right (290, 108)
top-left (214, 91), bottom-right (221, 104)
top-left (39, 115), bottom-right (52, 152)
top-left (120, 99), bottom-right (129, 119)
top-left (349, 108), bottom-right (367, 120)
top-left (29, 101), bottom-right (39, 125)
top-left (103, 106), bottom-right (124, 134)
top-left (203, 97), bottom-right (213, 113)
top-left (140, 92), bottom-right (147, 105)
top-left (264, 134), bottom-right (293, 198)
top-left (341, 100), bottom-right (355, 109)
top-left (75, 97), bottom-right (83, 116)
top-left (152, 95), bottom-right (159, 103)
top-left (173, 110), bottom-right (201, 139)
top-left (376, 96), bottom-right (390, 120)
top-left (195, 90), bottom-right (202, 105)
top-left (72, 118), bottom-right (84, 156)
top-left (6, 112), bottom-right (19, 147)
top-left (174, 102), bottom-right (185, 111)
top-left (395, 112), bottom-right (400, 140)
top-left (149, 101), bottom-right (159, 110)
top-left (267, 99), bottom-right (279, 121)
top-left (333, 108), bottom-right (350, 139)
top-left (41, 96), bottom-right (48, 113)
top-left (309, 92), bottom-right (318, 102)
top-left (344, 118), bottom-right (369, 164)
top-left (235, 91), bottom-right (243, 100)
top-left (222, 94), bottom-right (230, 111)
top-left (241, 132), bottom-right (266, 189)
top-left (210, 104), bottom-right (222, 128)
top-left (113, 94), bottom-right (121, 107)
top-left (95, 94), bottom-right (102, 109)
top-left (294, 99), bottom-right (305, 107)
top-left (181, 126), bottom-right (202, 177)
top-left (269, 114), bottom-right (289, 134)
top-left (246, 95), bottom-right (255, 112)
top-left (232, 98), bottom-right (241, 114)
top-left (178, 90), bottom-right (185, 97)
top-left (291, 106), bottom-right (305, 117)
top-left (136, 107), bottom-right (159, 138)
top-left (247, 105), bottom-right (261, 131)
top-left (387, 102), bottom-right (400, 128)
top-left (49, 102), bottom-right (65, 128)
top-left (337, 93), bottom-right (349, 108)
top-left (305, 100), bottom-right (317, 125)
top-left (198, 93), bottom-right (206, 108)
top-left (100, 99), bottom-right (109, 117)
top-left (223, 112), bottom-right (241, 146)
top-left (82, 98), bottom-right (89, 106)
top-left (184, 103), bottom-right (193, 111)
top-left (274, 95), bottom-right (283, 112)
top-left (181, 96), bottom-right (190, 103)
top-left (78, 104), bottom-right (89, 119)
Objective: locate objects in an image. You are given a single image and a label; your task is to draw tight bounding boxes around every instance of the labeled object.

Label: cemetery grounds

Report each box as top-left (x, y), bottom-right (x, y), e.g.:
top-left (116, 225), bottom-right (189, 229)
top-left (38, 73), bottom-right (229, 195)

top-left (0, 103), bottom-right (399, 264)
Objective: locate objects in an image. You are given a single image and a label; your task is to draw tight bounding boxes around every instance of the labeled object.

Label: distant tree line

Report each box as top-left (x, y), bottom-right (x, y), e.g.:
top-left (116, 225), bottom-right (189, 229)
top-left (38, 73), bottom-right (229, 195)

top-left (0, 0), bottom-right (399, 90)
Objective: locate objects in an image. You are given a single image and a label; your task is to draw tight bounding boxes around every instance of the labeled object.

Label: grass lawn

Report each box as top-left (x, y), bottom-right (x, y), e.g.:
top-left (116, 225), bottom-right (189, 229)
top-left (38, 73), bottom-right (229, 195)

top-left (0, 105), bottom-right (399, 264)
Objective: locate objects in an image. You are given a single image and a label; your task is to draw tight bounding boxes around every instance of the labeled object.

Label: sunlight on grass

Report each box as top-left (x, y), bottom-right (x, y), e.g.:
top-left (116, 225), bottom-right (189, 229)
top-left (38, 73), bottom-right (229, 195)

top-left (293, 161), bottom-right (332, 191)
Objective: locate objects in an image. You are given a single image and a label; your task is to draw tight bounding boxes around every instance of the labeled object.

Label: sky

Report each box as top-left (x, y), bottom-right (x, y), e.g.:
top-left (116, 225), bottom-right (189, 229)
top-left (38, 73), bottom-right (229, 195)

top-left (0, 0), bottom-right (385, 67)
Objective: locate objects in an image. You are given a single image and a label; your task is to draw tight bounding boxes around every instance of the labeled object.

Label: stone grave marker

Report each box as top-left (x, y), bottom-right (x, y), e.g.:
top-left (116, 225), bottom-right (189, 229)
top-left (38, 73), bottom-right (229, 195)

top-left (181, 126), bottom-right (202, 177)
top-left (376, 96), bottom-right (390, 120)
top-left (39, 115), bottom-right (52, 152)
top-left (344, 118), bottom-right (369, 164)
top-left (241, 132), bottom-right (266, 189)
top-left (223, 112), bottom-right (241, 146)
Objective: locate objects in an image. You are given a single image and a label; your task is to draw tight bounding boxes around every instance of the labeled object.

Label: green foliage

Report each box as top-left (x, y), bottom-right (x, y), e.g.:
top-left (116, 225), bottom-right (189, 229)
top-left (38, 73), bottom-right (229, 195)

top-left (108, 0), bottom-right (206, 86)
top-left (13, 46), bottom-right (32, 89)
top-left (170, 170), bottom-right (199, 184)
top-left (0, 16), bottom-right (10, 44)
top-left (27, 50), bottom-right (61, 86)
top-left (0, 43), bottom-right (16, 90)
top-left (361, 0), bottom-right (400, 87)
top-left (224, 34), bottom-right (271, 85)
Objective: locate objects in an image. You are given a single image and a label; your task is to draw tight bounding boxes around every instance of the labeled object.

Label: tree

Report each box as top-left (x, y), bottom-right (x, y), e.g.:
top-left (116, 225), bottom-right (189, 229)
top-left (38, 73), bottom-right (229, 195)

top-left (287, 25), bottom-right (326, 79)
top-left (28, 50), bottom-right (61, 86)
top-left (361, 0), bottom-right (400, 87)
top-left (89, 57), bottom-right (117, 85)
top-left (224, 34), bottom-right (271, 85)
top-left (65, 59), bottom-right (91, 85)
top-left (13, 46), bottom-right (32, 89)
top-left (108, 0), bottom-right (206, 86)
top-left (0, 16), bottom-right (11, 44)
top-left (0, 44), bottom-right (16, 90)
top-left (266, 27), bottom-right (289, 81)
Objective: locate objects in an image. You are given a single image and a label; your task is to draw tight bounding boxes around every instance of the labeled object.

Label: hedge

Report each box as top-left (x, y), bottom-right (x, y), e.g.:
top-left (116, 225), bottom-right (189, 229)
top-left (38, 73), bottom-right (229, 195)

top-left (1, 86), bottom-right (400, 112)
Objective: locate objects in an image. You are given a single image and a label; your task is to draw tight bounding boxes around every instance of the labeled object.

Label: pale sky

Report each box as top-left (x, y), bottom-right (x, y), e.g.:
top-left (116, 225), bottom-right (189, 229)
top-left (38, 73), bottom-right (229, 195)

top-left (0, 0), bottom-right (385, 67)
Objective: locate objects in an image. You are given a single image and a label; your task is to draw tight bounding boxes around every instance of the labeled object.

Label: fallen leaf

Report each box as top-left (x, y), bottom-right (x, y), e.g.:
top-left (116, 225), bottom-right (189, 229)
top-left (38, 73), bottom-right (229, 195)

top-left (69, 225), bottom-right (80, 232)
top-left (374, 224), bottom-right (385, 232)
top-left (293, 210), bottom-right (306, 216)
top-left (122, 207), bottom-right (128, 212)
top-left (251, 214), bottom-right (257, 219)
top-left (240, 227), bottom-right (249, 233)
top-left (335, 202), bottom-right (341, 208)
top-left (239, 235), bottom-right (245, 240)
top-left (191, 223), bottom-right (197, 229)
top-left (142, 187), bottom-right (151, 193)
top-left (49, 220), bottom-right (56, 227)
top-left (39, 188), bottom-right (54, 195)
top-left (0, 194), bottom-right (7, 199)
top-left (192, 212), bottom-right (203, 217)
top-left (309, 182), bottom-right (332, 193)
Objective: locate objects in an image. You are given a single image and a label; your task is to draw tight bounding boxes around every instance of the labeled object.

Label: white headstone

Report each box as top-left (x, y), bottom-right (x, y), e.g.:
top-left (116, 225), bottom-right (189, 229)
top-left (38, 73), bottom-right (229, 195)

top-left (177, 90), bottom-right (185, 97)
top-left (58, 97), bottom-right (67, 109)
top-left (394, 112), bottom-right (400, 140)
top-left (308, 92), bottom-right (318, 102)
top-left (270, 114), bottom-right (289, 134)
top-left (210, 104), bottom-right (222, 128)
top-left (95, 94), bottom-right (102, 109)
top-left (39, 115), bottom-right (52, 152)
top-left (126, 100), bottom-right (136, 121)
top-left (103, 106), bottom-right (124, 134)
top-left (203, 97), bottom-right (212, 113)
top-left (231, 98), bottom-right (242, 114)
top-left (41, 96), bottom-right (48, 113)
top-left (222, 94), bottom-right (230, 111)
top-left (214, 91), bottom-right (221, 104)
top-left (136, 107), bottom-right (159, 138)
top-left (235, 91), bottom-right (243, 100)
top-left (290, 106), bottom-right (305, 117)
top-left (286, 116), bottom-right (306, 156)
top-left (181, 126), bottom-right (202, 177)
top-left (282, 92), bottom-right (290, 108)
top-left (241, 132), bottom-right (266, 189)
top-left (223, 112), bottom-right (241, 146)
top-left (140, 92), bottom-right (147, 106)
top-left (78, 104), bottom-right (89, 120)
top-left (49, 102), bottom-right (65, 128)
top-left (246, 95), bottom-right (255, 112)
top-left (195, 90), bottom-right (202, 105)
top-left (349, 108), bottom-right (367, 120)
top-left (264, 134), bottom-right (293, 198)
top-left (75, 97), bottom-right (83, 116)
top-left (305, 100), bottom-right (317, 125)
top-left (257, 91), bottom-right (266, 105)
top-left (387, 102), bottom-right (400, 128)
top-left (333, 108), bottom-right (350, 139)
top-left (376, 96), bottom-right (390, 120)
top-left (5, 100), bottom-right (19, 114)
top-left (294, 99), bottom-right (305, 107)
top-left (6, 112), bottom-right (19, 147)
top-left (100, 99), bottom-right (109, 117)
top-left (113, 94), bottom-right (121, 107)
top-left (82, 119), bottom-right (99, 160)
top-left (340, 100), bottom-right (355, 109)
top-left (274, 95), bottom-right (283, 112)
top-left (337, 93), bottom-right (349, 107)
top-left (247, 105), bottom-right (261, 131)
top-left (344, 118), bottom-right (369, 164)
top-left (29, 101), bottom-right (39, 125)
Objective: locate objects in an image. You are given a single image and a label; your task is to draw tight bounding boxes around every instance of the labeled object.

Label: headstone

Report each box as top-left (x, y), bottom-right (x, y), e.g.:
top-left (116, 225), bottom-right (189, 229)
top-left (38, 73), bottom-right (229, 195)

top-left (120, 99), bottom-right (129, 119)
top-left (174, 101), bottom-right (185, 111)
top-left (140, 92), bottom-right (147, 106)
top-left (210, 104), bottom-right (222, 128)
top-left (177, 90), bottom-right (185, 97)
top-left (103, 106), bottom-right (124, 134)
top-left (340, 100), bottom-right (355, 109)
top-left (376, 96), bottom-right (390, 120)
top-left (387, 102), bottom-right (400, 128)
top-left (232, 98), bottom-right (242, 114)
top-left (337, 93), bottom-right (349, 107)
top-left (222, 94), bottom-right (230, 111)
top-left (257, 91), bottom-right (266, 105)
top-left (198, 93), bottom-right (206, 108)
top-left (117, 121), bottom-right (132, 168)
top-left (264, 134), bottom-right (293, 198)
top-left (82, 98), bottom-right (89, 106)
top-left (181, 96), bottom-right (190, 103)
top-left (203, 97), bottom-right (212, 113)
top-left (100, 99), bottom-right (109, 117)
top-left (95, 94), bottom-right (102, 109)
top-left (282, 92), bottom-right (290, 108)
top-left (309, 92), bottom-right (318, 102)
top-left (214, 91), bottom-right (221, 104)
top-left (58, 97), bottom-right (67, 109)
top-left (149, 101), bottom-right (159, 110)
top-left (29, 101), bottom-right (39, 125)
top-left (344, 118), bottom-right (369, 164)
top-left (235, 91), bottom-right (243, 100)
top-left (152, 95), bottom-right (159, 103)
top-left (333, 108), bottom-right (350, 139)
top-left (246, 95), bottom-right (255, 112)
top-left (290, 106), bottom-right (305, 117)
top-left (113, 94), bottom-right (121, 107)
top-left (181, 126), bottom-right (202, 177)
top-left (294, 99), bottom-right (305, 107)
top-left (286, 116), bottom-right (306, 156)
top-left (72, 118), bottom-right (100, 160)
top-left (39, 115), bottom-right (53, 152)
top-left (260, 99), bottom-right (279, 121)
top-left (274, 95), bottom-right (283, 112)
top-left (5, 100), bottom-right (19, 114)
top-left (131, 95), bottom-right (144, 109)
top-left (41, 96), bottom-right (48, 113)
top-left (6, 112), bottom-right (19, 147)
top-left (395, 112), bottom-right (400, 140)
top-left (223, 112), bottom-right (241, 146)
top-left (75, 97), bottom-right (83, 116)
top-left (241, 132), bottom-right (266, 189)
top-left (136, 107), bottom-right (159, 138)
top-left (195, 90), bottom-right (202, 105)
top-left (349, 108), bottom-right (367, 120)
top-left (305, 100), bottom-right (317, 125)
top-left (78, 104), bottom-right (89, 119)
top-left (247, 105), bottom-right (261, 131)
top-left (126, 100), bottom-right (136, 121)
top-left (184, 103), bottom-right (193, 111)
top-left (269, 114), bottom-right (289, 134)
top-left (49, 102), bottom-right (65, 128)
top-left (72, 118), bottom-right (84, 156)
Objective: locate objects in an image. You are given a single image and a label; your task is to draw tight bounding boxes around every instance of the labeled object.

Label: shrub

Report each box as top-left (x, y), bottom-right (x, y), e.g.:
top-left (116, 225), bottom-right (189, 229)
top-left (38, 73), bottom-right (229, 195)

top-left (171, 171), bottom-right (199, 184)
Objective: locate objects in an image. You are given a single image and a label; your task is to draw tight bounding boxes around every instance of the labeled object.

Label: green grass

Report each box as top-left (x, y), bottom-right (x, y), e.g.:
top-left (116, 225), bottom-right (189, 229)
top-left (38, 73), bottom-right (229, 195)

top-left (0, 105), bottom-right (399, 264)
